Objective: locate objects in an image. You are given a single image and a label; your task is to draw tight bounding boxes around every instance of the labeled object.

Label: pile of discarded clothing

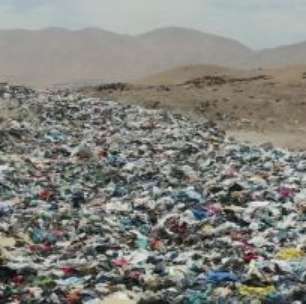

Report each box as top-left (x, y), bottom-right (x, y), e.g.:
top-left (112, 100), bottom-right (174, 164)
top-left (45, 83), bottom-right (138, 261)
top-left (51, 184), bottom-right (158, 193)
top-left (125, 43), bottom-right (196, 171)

top-left (0, 85), bottom-right (305, 303)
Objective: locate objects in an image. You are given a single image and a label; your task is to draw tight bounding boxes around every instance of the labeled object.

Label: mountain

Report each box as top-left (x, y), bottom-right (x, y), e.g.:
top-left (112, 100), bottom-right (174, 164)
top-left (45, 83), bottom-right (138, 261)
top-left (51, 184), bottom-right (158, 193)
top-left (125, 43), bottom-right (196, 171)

top-left (0, 27), bottom-right (252, 86)
top-left (0, 28), bottom-right (145, 85)
top-left (137, 27), bottom-right (253, 71)
top-left (243, 41), bottom-right (306, 68)
top-left (1, 26), bottom-right (306, 86)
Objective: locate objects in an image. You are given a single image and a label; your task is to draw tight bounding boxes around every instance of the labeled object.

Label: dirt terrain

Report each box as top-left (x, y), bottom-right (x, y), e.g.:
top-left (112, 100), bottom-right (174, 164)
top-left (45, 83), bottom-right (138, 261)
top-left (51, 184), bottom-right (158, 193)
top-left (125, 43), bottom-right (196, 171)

top-left (83, 64), bottom-right (306, 150)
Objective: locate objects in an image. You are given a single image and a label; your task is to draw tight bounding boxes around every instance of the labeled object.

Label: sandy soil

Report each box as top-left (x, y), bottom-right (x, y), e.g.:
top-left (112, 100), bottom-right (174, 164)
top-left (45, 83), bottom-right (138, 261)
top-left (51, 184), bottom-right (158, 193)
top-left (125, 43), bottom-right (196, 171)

top-left (83, 64), bottom-right (306, 151)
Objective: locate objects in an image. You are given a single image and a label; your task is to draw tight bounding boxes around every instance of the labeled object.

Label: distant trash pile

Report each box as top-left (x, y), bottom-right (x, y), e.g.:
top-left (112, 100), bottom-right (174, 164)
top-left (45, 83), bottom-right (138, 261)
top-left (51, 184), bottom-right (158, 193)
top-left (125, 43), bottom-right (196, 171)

top-left (182, 75), bottom-right (270, 88)
top-left (0, 84), bottom-right (305, 303)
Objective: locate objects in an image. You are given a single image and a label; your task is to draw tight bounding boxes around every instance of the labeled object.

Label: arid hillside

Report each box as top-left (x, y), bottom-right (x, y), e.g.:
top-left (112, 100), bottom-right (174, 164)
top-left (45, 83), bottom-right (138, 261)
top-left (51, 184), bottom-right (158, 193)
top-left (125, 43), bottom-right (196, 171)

top-left (2, 27), bottom-right (306, 86)
top-left (0, 27), bottom-right (252, 86)
top-left (85, 64), bottom-right (306, 150)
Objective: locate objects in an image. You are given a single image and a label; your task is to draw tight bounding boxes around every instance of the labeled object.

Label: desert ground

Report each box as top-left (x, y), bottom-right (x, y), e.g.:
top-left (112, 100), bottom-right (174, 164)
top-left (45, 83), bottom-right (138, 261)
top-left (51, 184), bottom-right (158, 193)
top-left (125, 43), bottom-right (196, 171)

top-left (83, 64), bottom-right (306, 150)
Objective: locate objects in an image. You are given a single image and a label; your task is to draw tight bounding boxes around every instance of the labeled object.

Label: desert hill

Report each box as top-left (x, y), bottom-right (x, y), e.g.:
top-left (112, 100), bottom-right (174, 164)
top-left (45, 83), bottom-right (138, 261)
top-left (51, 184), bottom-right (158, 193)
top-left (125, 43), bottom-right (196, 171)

top-left (0, 27), bottom-right (252, 86)
top-left (138, 64), bottom-right (306, 85)
top-left (138, 64), bottom-right (259, 85)
top-left (0, 28), bottom-right (145, 85)
top-left (136, 27), bottom-right (252, 71)
top-left (2, 27), bottom-right (306, 86)
top-left (244, 41), bottom-right (306, 69)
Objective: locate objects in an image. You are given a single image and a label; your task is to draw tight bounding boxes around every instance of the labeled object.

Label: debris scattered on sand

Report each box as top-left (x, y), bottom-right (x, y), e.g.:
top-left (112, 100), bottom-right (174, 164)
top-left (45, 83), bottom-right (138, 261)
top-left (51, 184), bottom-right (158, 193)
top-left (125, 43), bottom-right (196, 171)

top-left (182, 75), bottom-right (270, 88)
top-left (0, 84), bottom-right (305, 303)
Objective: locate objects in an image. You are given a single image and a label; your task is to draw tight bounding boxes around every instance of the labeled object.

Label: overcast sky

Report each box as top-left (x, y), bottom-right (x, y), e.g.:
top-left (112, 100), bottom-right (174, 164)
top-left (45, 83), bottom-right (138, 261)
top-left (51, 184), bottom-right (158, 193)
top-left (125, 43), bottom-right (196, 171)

top-left (0, 0), bottom-right (305, 49)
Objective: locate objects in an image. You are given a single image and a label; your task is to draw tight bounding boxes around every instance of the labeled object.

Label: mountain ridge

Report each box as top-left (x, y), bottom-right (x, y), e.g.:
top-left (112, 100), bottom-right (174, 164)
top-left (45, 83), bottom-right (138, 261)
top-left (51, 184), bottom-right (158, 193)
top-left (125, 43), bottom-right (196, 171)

top-left (0, 27), bottom-right (306, 86)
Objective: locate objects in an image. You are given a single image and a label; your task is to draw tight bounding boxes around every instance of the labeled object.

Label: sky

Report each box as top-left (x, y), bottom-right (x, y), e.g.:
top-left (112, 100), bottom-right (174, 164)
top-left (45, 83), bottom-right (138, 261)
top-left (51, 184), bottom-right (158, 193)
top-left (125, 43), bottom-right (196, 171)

top-left (0, 0), bottom-right (306, 49)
